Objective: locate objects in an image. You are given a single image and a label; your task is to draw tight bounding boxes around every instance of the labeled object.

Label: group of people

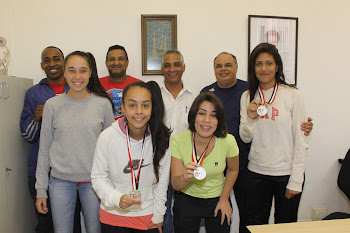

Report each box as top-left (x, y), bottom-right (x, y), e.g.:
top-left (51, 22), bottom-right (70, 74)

top-left (20, 43), bottom-right (313, 233)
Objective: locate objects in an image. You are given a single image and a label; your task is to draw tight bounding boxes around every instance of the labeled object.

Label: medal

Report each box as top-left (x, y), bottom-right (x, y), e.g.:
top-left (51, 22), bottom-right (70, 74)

top-left (125, 123), bottom-right (146, 200)
top-left (129, 190), bottom-right (141, 200)
top-left (192, 132), bottom-right (214, 180)
top-left (194, 166), bottom-right (206, 180)
top-left (257, 83), bottom-right (279, 116)
top-left (257, 105), bottom-right (268, 116)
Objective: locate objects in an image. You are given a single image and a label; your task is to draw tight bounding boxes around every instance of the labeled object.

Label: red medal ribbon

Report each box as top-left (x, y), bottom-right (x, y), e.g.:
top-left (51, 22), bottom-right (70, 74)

top-left (191, 132), bottom-right (214, 166)
top-left (258, 83), bottom-right (279, 106)
top-left (126, 123), bottom-right (146, 191)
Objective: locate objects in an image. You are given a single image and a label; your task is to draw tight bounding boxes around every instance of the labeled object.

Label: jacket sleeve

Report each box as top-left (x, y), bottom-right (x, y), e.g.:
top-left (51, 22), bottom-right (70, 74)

top-left (35, 101), bottom-right (54, 198)
top-left (91, 131), bottom-right (124, 208)
top-left (239, 91), bottom-right (258, 143)
top-left (151, 149), bottom-right (171, 224)
top-left (20, 90), bottom-right (41, 143)
top-left (286, 90), bottom-right (308, 192)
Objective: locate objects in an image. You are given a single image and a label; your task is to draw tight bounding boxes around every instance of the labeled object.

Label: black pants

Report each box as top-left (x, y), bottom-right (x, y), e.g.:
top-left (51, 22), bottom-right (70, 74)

top-left (101, 224), bottom-right (159, 233)
top-left (247, 170), bottom-right (302, 225)
top-left (28, 176), bottom-right (82, 233)
top-left (173, 192), bottom-right (230, 233)
top-left (233, 169), bottom-right (249, 233)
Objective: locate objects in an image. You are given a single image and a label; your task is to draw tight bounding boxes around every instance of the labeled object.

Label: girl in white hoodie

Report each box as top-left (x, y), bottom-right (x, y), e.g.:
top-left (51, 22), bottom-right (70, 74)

top-left (92, 81), bottom-right (171, 233)
top-left (240, 43), bottom-right (308, 225)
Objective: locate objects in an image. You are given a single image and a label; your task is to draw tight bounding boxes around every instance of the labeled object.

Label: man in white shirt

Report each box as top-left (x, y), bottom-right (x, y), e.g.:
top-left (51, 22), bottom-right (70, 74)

top-left (160, 50), bottom-right (198, 233)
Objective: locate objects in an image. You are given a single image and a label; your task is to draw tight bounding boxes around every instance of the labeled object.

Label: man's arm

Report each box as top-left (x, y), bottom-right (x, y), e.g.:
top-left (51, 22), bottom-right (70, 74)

top-left (20, 91), bottom-right (42, 143)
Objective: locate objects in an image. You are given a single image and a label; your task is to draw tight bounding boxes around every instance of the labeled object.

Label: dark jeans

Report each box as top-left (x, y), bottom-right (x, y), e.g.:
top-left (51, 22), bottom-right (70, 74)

top-left (162, 182), bottom-right (173, 233)
top-left (173, 192), bottom-right (230, 233)
top-left (28, 176), bottom-right (82, 233)
top-left (28, 176), bottom-right (54, 233)
top-left (247, 170), bottom-right (302, 225)
top-left (233, 169), bottom-right (249, 233)
top-left (101, 224), bottom-right (159, 233)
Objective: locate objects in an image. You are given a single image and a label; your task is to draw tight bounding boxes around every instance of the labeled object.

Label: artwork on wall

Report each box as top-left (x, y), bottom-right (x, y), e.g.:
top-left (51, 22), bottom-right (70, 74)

top-left (248, 15), bottom-right (298, 85)
top-left (0, 36), bottom-right (10, 75)
top-left (141, 15), bottom-right (177, 75)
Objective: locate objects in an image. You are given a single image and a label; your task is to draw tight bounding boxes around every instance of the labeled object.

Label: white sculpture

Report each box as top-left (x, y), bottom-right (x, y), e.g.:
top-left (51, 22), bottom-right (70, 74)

top-left (0, 36), bottom-right (10, 75)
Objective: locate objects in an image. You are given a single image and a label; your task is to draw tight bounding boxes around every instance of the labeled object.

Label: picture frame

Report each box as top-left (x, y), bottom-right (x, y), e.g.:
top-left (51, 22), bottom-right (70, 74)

top-left (248, 15), bottom-right (298, 85)
top-left (141, 14), bottom-right (177, 75)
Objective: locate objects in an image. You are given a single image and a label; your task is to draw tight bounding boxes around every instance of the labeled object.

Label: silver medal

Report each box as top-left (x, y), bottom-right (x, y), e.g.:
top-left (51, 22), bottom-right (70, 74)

top-left (129, 190), bottom-right (141, 200)
top-left (194, 166), bottom-right (206, 180)
top-left (257, 105), bottom-right (267, 116)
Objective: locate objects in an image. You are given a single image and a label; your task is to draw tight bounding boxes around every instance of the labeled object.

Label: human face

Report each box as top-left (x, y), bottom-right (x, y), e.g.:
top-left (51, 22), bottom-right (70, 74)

top-left (64, 55), bottom-right (91, 98)
top-left (214, 53), bottom-right (238, 88)
top-left (41, 48), bottom-right (65, 83)
top-left (255, 53), bottom-right (278, 90)
top-left (121, 86), bottom-right (152, 138)
top-left (105, 49), bottom-right (129, 80)
top-left (161, 53), bottom-right (185, 86)
top-left (194, 101), bottom-right (218, 140)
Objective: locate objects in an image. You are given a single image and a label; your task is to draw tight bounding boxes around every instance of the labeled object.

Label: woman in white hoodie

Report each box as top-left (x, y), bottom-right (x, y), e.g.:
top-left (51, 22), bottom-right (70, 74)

top-left (91, 81), bottom-right (171, 233)
top-left (240, 43), bottom-right (308, 225)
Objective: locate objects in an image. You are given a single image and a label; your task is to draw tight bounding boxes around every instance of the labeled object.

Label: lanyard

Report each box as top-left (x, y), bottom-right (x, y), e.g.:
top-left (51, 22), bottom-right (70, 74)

top-left (191, 132), bottom-right (214, 166)
top-left (258, 83), bottom-right (279, 105)
top-left (125, 124), bottom-right (146, 190)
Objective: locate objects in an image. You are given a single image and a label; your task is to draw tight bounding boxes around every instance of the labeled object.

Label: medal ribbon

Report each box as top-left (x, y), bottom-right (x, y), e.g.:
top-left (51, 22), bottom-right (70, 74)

top-left (191, 132), bottom-right (214, 166)
top-left (258, 83), bottom-right (279, 105)
top-left (126, 123), bottom-right (146, 191)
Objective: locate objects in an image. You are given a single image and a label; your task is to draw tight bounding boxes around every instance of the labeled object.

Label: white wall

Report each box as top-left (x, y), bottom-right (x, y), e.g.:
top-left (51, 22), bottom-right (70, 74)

top-left (2, 0), bottom-right (350, 222)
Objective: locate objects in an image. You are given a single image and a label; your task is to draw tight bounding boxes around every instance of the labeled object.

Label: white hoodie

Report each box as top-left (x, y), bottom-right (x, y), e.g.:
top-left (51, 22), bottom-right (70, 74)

top-left (91, 116), bottom-right (170, 224)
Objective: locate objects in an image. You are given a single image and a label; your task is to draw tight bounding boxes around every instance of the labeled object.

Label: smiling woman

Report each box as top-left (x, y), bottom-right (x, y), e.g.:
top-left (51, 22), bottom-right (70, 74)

top-left (35, 51), bottom-right (115, 233)
top-left (171, 92), bottom-right (239, 233)
top-left (91, 81), bottom-right (171, 233)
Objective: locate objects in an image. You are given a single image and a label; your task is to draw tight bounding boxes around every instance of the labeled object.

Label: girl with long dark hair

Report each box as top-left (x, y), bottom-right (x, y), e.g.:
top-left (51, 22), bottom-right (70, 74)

top-left (91, 81), bottom-right (171, 233)
top-left (35, 51), bottom-right (115, 233)
top-left (240, 43), bottom-right (308, 225)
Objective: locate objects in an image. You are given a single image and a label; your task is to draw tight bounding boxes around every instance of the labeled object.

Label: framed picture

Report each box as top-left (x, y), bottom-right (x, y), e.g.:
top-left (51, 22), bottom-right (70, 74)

top-left (248, 15), bottom-right (298, 85)
top-left (141, 14), bottom-right (177, 75)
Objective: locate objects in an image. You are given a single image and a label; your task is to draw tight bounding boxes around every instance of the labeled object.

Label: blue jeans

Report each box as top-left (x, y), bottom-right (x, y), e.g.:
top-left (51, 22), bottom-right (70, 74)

top-left (49, 177), bottom-right (101, 233)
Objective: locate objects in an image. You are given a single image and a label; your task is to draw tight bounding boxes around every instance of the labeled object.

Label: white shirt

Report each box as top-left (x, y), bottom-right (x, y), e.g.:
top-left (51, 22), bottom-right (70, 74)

top-left (160, 80), bottom-right (198, 138)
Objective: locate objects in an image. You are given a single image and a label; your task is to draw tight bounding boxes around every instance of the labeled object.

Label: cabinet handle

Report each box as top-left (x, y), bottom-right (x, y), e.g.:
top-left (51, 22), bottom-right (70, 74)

top-left (0, 82), bottom-right (2, 99)
top-left (6, 168), bottom-right (11, 172)
top-left (3, 82), bottom-right (9, 99)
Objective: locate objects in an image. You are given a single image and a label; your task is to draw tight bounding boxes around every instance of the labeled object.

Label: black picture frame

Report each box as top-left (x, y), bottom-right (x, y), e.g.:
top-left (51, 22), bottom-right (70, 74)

top-left (248, 15), bottom-right (298, 85)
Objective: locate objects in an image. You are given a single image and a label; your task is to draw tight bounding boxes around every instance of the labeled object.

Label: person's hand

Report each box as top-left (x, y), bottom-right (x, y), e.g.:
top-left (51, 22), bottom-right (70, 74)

top-left (183, 162), bottom-right (197, 182)
top-left (119, 194), bottom-right (142, 209)
top-left (145, 221), bottom-right (163, 233)
top-left (214, 198), bottom-right (233, 225)
top-left (247, 99), bottom-right (263, 119)
top-left (33, 105), bottom-right (44, 122)
top-left (285, 189), bottom-right (301, 199)
top-left (301, 117), bottom-right (313, 136)
top-left (36, 198), bottom-right (49, 214)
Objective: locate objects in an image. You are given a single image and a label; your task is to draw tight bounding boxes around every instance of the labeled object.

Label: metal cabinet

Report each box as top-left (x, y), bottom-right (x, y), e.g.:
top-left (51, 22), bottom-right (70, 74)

top-left (0, 75), bottom-right (36, 233)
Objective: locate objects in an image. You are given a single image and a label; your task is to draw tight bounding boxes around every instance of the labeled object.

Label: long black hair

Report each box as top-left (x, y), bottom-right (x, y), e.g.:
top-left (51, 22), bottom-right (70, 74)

top-left (247, 43), bottom-right (295, 102)
top-left (64, 51), bottom-right (116, 113)
top-left (122, 81), bottom-right (171, 182)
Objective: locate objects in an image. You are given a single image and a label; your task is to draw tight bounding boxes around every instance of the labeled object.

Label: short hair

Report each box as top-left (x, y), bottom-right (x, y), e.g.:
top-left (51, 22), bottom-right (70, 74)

top-left (106, 45), bottom-right (128, 61)
top-left (161, 50), bottom-right (185, 66)
top-left (41, 46), bottom-right (64, 60)
top-left (188, 92), bottom-right (227, 138)
top-left (213, 52), bottom-right (238, 65)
